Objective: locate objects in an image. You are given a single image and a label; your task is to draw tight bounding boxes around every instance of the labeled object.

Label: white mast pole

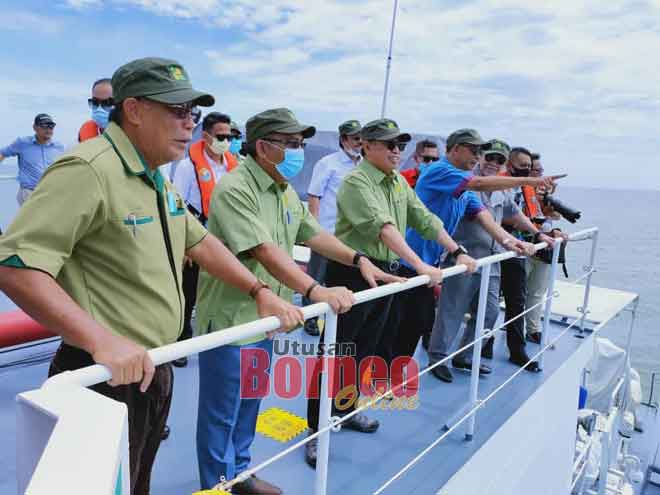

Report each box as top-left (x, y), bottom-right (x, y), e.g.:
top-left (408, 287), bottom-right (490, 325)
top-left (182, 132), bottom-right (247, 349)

top-left (380, 0), bottom-right (399, 118)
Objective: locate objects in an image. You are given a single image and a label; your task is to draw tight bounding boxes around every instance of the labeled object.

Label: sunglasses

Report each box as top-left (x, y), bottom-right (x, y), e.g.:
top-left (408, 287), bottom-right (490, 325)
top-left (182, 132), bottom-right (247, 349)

top-left (263, 138), bottom-right (306, 150)
top-left (213, 134), bottom-right (233, 142)
top-left (421, 155), bottom-right (437, 163)
top-left (162, 102), bottom-right (198, 120)
top-left (192, 108), bottom-right (202, 125)
top-left (38, 123), bottom-right (55, 130)
top-left (88, 97), bottom-right (115, 110)
top-left (380, 140), bottom-right (407, 152)
top-left (461, 143), bottom-right (482, 156)
top-left (484, 153), bottom-right (506, 165)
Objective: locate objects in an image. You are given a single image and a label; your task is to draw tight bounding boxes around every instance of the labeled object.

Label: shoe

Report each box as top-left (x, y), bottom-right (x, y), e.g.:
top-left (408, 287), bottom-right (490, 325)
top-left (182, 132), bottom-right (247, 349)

top-left (304, 434), bottom-right (317, 468)
top-left (509, 352), bottom-right (541, 372)
top-left (303, 318), bottom-right (320, 336)
top-left (430, 364), bottom-right (453, 383)
top-left (481, 337), bottom-right (494, 359)
top-left (172, 357), bottom-right (188, 367)
top-left (526, 332), bottom-right (542, 345)
top-left (341, 412), bottom-right (379, 433)
top-left (452, 358), bottom-right (492, 375)
top-left (421, 333), bottom-right (430, 351)
top-left (232, 474), bottom-right (282, 495)
top-left (161, 425), bottom-right (170, 440)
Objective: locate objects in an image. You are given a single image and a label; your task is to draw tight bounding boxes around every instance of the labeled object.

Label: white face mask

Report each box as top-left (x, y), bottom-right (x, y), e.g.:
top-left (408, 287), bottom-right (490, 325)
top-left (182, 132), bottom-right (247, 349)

top-left (210, 137), bottom-right (230, 155)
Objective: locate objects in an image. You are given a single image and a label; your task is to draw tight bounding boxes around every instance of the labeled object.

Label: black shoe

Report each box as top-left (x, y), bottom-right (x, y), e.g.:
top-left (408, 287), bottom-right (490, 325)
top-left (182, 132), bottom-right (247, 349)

top-left (430, 364), bottom-right (453, 383)
top-left (482, 337), bottom-right (494, 359)
top-left (341, 412), bottom-right (379, 433)
top-left (452, 358), bottom-right (492, 375)
top-left (526, 332), bottom-right (542, 345)
top-left (421, 333), bottom-right (430, 351)
top-left (172, 357), bottom-right (188, 367)
top-left (304, 318), bottom-right (320, 336)
top-left (232, 474), bottom-right (282, 494)
top-left (304, 434), bottom-right (317, 468)
top-left (161, 425), bottom-right (170, 440)
top-left (509, 352), bottom-right (541, 372)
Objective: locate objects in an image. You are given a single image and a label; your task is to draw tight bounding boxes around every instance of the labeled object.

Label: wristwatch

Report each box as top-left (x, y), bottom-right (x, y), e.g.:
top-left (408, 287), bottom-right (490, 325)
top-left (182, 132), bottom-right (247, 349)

top-left (450, 245), bottom-right (468, 260)
top-left (352, 251), bottom-right (366, 266)
top-left (249, 279), bottom-right (270, 299)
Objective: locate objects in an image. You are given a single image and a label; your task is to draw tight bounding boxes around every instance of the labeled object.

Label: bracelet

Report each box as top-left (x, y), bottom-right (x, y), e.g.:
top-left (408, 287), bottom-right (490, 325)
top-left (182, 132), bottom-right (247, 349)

top-left (304, 281), bottom-right (319, 299)
top-left (352, 251), bottom-right (365, 266)
top-left (249, 280), bottom-right (270, 299)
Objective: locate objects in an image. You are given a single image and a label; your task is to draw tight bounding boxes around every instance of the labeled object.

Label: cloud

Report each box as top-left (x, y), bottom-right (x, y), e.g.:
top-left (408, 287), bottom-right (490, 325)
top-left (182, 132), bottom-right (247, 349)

top-left (0, 11), bottom-right (64, 34)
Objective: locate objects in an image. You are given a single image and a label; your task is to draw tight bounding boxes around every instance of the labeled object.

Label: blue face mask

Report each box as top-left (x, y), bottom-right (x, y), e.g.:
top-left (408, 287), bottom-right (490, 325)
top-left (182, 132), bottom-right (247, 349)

top-left (229, 138), bottom-right (242, 155)
top-left (91, 106), bottom-right (110, 129)
top-left (275, 148), bottom-right (305, 181)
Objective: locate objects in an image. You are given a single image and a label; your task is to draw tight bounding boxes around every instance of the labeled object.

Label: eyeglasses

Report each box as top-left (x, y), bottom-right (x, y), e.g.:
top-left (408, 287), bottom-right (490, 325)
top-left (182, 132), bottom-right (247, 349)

top-left (263, 138), bottom-right (306, 150)
top-left (162, 102), bottom-right (199, 120)
top-left (461, 143), bottom-right (482, 156)
top-left (484, 153), bottom-right (506, 165)
top-left (88, 97), bottom-right (115, 110)
top-left (213, 134), bottom-right (233, 142)
top-left (380, 140), bottom-right (407, 152)
top-left (421, 155), bottom-right (437, 163)
top-left (38, 123), bottom-right (55, 130)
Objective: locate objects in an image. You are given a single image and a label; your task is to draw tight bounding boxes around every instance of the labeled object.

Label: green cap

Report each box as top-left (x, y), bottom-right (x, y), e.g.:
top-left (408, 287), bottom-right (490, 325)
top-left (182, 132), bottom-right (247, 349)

top-left (338, 120), bottom-right (362, 136)
top-left (111, 57), bottom-right (214, 107)
top-left (360, 118), bottom-right (411, 142)
top-left (246, 108), bottom-right (316, 143)
top-left (485, 139), bottom-right (511, 159)
top-left (446, 128), bottom-right (487, 150)
top-left (230, 120), bottom-right (241, 134)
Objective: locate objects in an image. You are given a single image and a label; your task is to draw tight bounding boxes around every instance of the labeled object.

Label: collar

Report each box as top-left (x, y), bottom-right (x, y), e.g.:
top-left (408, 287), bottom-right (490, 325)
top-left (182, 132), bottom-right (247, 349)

top-left (244, 155), bottom-right (277, 193)
top-left (31, 135), bottom-right (53, 146)
top-left (203, 148), bottom-right (222, 168)
top-left (359, 159), bottom-right (393, 184)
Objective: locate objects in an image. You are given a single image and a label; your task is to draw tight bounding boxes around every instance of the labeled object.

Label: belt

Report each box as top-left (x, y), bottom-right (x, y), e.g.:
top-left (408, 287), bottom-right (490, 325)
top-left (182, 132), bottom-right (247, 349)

top-left (368, 257), bottom-right (401, 273)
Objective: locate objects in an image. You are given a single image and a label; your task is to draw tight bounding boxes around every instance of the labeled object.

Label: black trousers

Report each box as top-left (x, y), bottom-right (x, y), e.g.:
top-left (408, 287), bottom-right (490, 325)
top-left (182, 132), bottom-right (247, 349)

top-left (500, 257), bottom-right (528, 357)
top-left (389, 265), bottom-right (436, 362)
top-left (180, 261), bottom-right (199, 341)
top-left (48, 344), bottom-right (173, 495)
top-left (307, 260), bottom-right (399, 430)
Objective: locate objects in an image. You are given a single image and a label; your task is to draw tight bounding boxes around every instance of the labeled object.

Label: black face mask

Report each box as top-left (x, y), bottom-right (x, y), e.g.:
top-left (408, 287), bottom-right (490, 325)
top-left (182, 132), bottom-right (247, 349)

top-left (511, 166), bottom-right (530, 177)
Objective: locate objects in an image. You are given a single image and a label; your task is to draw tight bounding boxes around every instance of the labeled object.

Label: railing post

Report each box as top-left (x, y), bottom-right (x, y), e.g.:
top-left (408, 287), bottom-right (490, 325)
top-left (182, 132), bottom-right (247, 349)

top-left (577, 230), bottom-right (599, 336)
top-left (539, 240), bottom-right (562, 371)
top-left (465, 262), bottom-right (492, 441)
top-left (314, 310), bottom-right (338, 495)
top-left (619, 297), bottom-right (639, 415)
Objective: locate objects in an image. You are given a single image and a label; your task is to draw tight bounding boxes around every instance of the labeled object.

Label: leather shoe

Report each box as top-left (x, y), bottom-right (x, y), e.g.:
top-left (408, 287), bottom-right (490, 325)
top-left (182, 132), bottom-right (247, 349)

top-left (509, 352), bottom-right (541, 372)
top-left (481, 337), bottom-right (494, 359)
top-left (304, 318), bottom-right (320, 336)
top-left (172, 357), bottom-right (188, 367)
top-left (304, 434), bottom-right (317, 468)
top-left (452, 358), bottom-right (492, 375)
top-left (341, 412), bottom-right (379, 433)
top-left (526, 332), bottom-right (542, 345)
top-left (232, 474), bottom-right (282, 495)
top-left (430, 364), bottom-right (453, 383)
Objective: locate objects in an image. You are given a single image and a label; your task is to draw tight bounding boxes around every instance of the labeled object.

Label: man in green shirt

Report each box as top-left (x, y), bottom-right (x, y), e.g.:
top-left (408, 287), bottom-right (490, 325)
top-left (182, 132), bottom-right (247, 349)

top-left (0, 59), bottom-right (302, 495)
top-left (305, 118), bottom-right (477, 468)
top-left (194, 108), bottom-right (401, 494)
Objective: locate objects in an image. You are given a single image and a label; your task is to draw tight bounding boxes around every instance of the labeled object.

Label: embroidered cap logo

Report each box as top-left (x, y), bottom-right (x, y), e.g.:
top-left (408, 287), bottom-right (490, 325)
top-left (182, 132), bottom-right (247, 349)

top-left (168, 65), bottom-right (187, 81)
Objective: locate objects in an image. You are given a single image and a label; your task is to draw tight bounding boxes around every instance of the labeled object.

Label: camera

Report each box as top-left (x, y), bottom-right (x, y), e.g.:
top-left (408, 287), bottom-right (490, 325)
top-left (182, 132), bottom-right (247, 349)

top-left (542, 194), bottom-right (581, 223)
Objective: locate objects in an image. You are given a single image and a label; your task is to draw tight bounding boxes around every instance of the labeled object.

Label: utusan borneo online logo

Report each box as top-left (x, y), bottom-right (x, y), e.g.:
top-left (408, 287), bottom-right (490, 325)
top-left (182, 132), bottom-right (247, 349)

top-left (239, 339), bottom-right (420, 411)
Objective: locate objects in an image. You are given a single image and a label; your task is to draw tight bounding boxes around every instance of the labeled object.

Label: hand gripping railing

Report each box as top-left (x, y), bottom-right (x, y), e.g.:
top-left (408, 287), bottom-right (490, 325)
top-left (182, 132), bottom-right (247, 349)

top-left (37, 227), bottom-right (600, 495)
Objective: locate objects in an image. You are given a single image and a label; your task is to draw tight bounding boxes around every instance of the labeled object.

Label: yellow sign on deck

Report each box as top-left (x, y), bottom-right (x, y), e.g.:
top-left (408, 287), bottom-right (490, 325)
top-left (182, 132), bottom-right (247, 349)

top-left (192, 490), bottom-right (230, 495)
top-left (256, 407), bottom-right (308, 443)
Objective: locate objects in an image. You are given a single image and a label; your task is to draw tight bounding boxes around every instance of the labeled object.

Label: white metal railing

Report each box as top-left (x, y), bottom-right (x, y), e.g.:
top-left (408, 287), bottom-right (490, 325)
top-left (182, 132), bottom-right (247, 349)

top-left (22, 227), bottom-right (605, 495)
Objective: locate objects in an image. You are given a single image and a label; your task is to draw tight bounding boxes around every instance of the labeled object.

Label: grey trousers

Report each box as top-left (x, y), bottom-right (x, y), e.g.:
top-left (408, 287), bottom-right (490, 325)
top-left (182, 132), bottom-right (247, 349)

top-left (302, 251), bottom-right (328, 307)
top-left (428, 266), bottom-right (501, 363)
top-left (525, 256), bottom-right (551, 334)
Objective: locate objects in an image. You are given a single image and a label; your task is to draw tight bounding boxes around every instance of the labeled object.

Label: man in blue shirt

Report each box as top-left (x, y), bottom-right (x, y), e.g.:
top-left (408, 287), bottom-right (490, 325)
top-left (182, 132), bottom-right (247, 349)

top-left (392, 129), bottom-right (562, 382)
top-left (0, 113), bottom-right (64, 205)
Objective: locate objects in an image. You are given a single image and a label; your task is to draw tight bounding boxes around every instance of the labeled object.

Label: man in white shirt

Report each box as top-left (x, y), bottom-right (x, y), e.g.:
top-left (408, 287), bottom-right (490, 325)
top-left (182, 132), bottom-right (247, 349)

top-left (171, 112), bottom-right (239, 366)
top-left (303, 119), bottom-right (362, 335)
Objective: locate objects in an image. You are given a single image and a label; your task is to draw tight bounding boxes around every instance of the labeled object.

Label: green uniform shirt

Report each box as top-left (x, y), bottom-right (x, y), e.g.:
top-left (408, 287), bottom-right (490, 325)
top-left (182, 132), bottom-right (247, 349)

top-left (0, 123), bottom-right (208, 349)
top-left (334, 159), bottom-right (443, 262)
top-left (196, 155), bottom-right (322, 345)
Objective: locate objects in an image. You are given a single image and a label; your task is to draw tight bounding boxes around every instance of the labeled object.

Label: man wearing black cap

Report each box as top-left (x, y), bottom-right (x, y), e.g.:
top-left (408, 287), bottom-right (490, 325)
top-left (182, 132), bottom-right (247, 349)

top-left (303, 119), bottom-right (363, 336)
top-left (0, 58), bottom-right (304, 495)
top-left (0, 113), bottom-right (64, 205)
top-left (194, 109), bottom-right (400, 493)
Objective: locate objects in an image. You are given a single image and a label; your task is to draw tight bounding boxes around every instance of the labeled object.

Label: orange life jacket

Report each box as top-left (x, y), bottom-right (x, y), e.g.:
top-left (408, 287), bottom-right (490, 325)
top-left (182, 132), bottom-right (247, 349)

top-left (78, 120), bottom-right (102, 142)
top-left (401, 167), bottom-right (420, 188)
top-left (498, 170), bottom-right (541, 218)
top-left (189, 140), bottom-right (238, 219)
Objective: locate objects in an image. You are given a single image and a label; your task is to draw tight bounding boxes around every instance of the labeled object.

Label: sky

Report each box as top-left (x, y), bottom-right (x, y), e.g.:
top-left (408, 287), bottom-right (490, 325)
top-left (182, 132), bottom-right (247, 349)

top-left (0, 0), bottom-right (659, 190)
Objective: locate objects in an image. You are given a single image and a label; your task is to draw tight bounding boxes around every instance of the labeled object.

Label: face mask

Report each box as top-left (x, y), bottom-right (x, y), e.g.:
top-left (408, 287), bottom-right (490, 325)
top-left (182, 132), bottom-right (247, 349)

top-left (510, 166), bottom-right (530, 177)
top-left (275, 148), bottom-right (305, 181)
top-left (229, 138), bottom-right (242, 155)
top-left (91, 106), bottom-right (110, 129)
top-left (210, 137), bottom-right (230, 155)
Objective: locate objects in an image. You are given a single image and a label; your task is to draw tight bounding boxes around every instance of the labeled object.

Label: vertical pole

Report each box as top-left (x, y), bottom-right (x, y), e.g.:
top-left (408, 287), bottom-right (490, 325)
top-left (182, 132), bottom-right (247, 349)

top-left (539, 240), bottom-right (561, 371)
top-left (314, 310), bottom-right (338, 495)
top-left (466, 263), bottom-right (491, 441)
top-left (380, 0), bottom-right (399, 118)
top-left (577, 230), bottom-right (599, 336)
top-left (619, 298), bottom-right (639, 414)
